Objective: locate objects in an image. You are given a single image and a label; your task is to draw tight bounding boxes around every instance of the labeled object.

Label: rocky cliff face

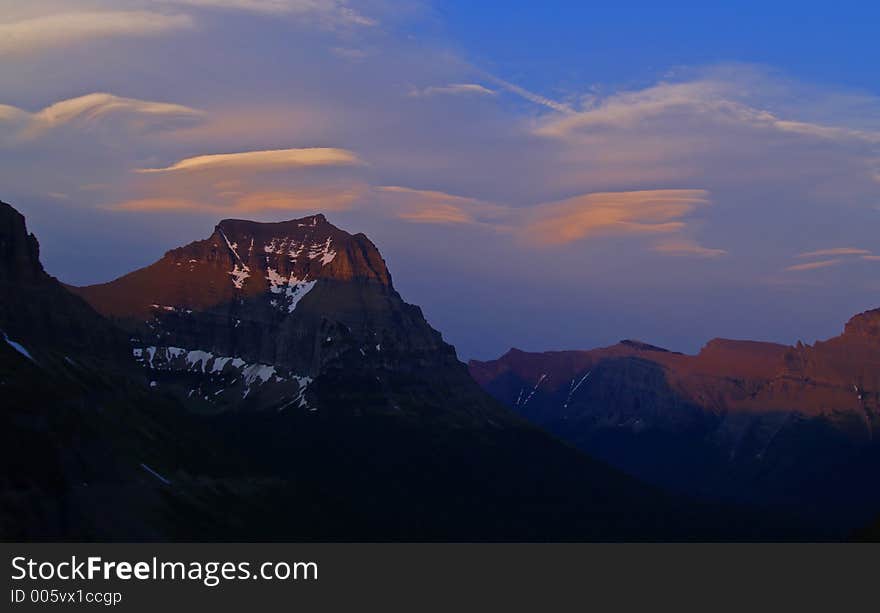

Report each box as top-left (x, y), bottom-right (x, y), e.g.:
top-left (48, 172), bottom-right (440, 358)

top-left (470, 318), bottom-right (880, 532)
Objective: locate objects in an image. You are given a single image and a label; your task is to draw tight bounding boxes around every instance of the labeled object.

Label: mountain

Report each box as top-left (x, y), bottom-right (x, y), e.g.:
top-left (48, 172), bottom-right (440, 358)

top-left (0, 201), bottom-right (124, 360)
top-left (0, 200), bottom-right (207, 539)
top-left (6, 200), bottom-right (792, 541)
top-left (71, 214), bottom-right (505, 421)
top-left (470, 319), bottom-right (880, 535)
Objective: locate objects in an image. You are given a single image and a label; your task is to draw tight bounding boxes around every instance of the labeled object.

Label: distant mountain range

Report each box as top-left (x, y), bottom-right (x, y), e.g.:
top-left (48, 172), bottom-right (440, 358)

top-left (2, 198), bottom-right (876, 541)
top-left (470, 314), bottom-right (880, 533)
top-left (5, 199), bottom-right (792, 542)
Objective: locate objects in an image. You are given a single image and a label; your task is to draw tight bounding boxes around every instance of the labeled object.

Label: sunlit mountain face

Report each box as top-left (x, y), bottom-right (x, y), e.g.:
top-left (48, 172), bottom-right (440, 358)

top-left (1, 3), bottom-right (878, 541)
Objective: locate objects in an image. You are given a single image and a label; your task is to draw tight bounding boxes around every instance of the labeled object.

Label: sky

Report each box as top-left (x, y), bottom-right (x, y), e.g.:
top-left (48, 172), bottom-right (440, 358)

top-left (1, 1), bottom-right (879, 360)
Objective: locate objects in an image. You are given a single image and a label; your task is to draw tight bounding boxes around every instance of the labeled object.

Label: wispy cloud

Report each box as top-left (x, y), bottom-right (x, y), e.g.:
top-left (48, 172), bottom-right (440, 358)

top-left (409, 83), bottom-right (496, 97)
top-left (484, 74), bottom-right (574, 114)
top-left (0, 11), bottom-right (194, 55)
top-left (375, 185), bottom-right (507, 225)
top-left (165, 0), bottom-right (377, 26)
top-left (796, 247), bottom-right (872, 258)
top-left (653, 238), bottom-right (727, 258)
top-left (785, 245), bottom-right (879, 272)
top-left (112, 185), bottom-right (365, 213)
top-left (0, 93), bottom-right (205, 142)
top-left (785, 259), bottom-right (845, 272)
top-left (522, 189), bottom-right (711, 246)
top-left (534, 77), bottom-right (880, 144)
top-left (375, 186), bottom-right (717, 251)
top-left (136, 148), bottom-right (363, 173)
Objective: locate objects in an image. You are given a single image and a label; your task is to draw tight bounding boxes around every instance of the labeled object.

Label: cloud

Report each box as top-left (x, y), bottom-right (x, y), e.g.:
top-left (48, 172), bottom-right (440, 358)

top-left (653, 239), bottom-right (727, 258)
top-left (374, 185), bottom-right (507, 225)
top-left (0, 11), bottom-right (194, 55)
top-left (374, 186), bottom-right (717, 252)
top-left (409, 83), bottom-right (496, 97)
top-left (114, 175), bottom-right (716, 259)
top-left (534, 77), bottom-right (880, 144)
top-left (785, 245), bottom-right (880, 271)
top-left (233, 187), bottom-right (363, 211)
top-left (524, 69), bottom-right (880, 202)
top-left (112, 185), bottom-right (364, 213)
top-left (484, 74), bottom-right (574, 114)
top-left (797, 247), bottom-right (872, 258)
top-left (0, 93), bottom-right (204, 142)
top-left (522, 189), bottom-right (711, 246)
top-left (166, 0), bottom-right (377, 26)
top-left (784, 259), bottom-right (845, 272)
top-left (136, 148), bottom-right (363, 173)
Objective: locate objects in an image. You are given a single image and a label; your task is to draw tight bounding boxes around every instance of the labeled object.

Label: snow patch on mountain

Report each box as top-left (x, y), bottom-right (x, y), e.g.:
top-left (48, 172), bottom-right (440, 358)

top-left (2, 331), bottom-right (35, 363)
top-left (133, 345), bottom-right (311, 408)
top-left (265, 267), bottom-right (317, 313)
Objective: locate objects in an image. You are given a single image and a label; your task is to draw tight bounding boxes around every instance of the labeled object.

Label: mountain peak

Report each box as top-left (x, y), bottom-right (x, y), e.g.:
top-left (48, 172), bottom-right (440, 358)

top-left (0, 200), bottom-right (44, 283)
top-left (618, 339), bottom-right (670, 352)
top-left (74, 212), bottom-right (392, 321)
top-left (216, 213), bottom-right (331, 235)
top-left (842, 308), bottom-right (880, 341)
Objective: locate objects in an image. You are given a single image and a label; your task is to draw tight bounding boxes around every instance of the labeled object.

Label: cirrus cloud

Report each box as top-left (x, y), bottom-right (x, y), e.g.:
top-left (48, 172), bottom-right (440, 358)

top-left (136, 147), bottom-right (363, 173)
top-left (796, 247), bottom-right (872, 258)
top-left (0, 93), bottom-right (205, 142)
top-left (164, 0), bottom-right (378, 26)
top-left (521, 189), bottom-right (712, 246)
top-left (409, 83), bottom-right (496, 98)
top-left (112, 185), bottom-right (365, 213)
top-left (652, 239), bottom-right (727, 258)
top-left (785, 259), bottom-right (845, 272)
top-left (0, 11), bottom-right (194, 55)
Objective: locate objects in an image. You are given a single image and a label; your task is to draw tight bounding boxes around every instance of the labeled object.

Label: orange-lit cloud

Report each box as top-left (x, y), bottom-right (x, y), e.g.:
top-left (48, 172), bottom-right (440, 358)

top-left (785, 259), bottom-right (844, 272)
top-left (374, 186), bottom-right (508, 225)
top-left (0, 11), bottom-right (194, 55)
top-left (113, 197), bottom-right (210, 212)
top-left (396, 206), bottom-right (474, 224)
top-left (112, 186), bottom-right (364, 213)
top-left (522, 189), bottom-right (711, 246)
top-left (137, 147), bottom-right (362, 173)
top-left (376, 186), bottom-right (718, 252)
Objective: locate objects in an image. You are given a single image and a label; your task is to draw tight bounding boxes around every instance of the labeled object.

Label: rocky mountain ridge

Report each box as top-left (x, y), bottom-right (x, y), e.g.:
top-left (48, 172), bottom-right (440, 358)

top-left (470, 316), bottom-right (880, 530)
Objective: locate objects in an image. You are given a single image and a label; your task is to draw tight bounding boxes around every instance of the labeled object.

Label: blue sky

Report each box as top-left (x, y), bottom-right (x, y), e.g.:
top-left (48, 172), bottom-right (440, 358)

top-left (1, 1), bottom-right (878, 359)
top-left (436, 1), bottom-right (879, 92)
